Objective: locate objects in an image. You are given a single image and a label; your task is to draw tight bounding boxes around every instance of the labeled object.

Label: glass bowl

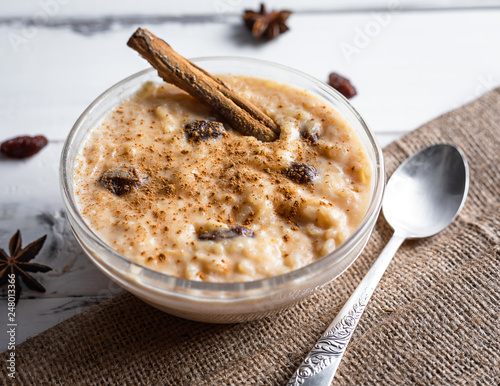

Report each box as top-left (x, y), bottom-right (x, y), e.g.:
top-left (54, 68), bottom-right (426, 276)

top-left (60, 57), bottom-right (385, 323)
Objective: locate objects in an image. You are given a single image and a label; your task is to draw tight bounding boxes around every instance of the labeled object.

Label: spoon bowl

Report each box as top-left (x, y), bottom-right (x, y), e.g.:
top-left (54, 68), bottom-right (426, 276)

top-left (384, 144), bottom-right (469, 238)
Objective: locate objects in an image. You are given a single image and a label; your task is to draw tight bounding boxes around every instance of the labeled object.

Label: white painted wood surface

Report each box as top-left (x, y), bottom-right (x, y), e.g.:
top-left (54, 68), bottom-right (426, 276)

top-left (1, 2), bottom-right (500, 347)
top-left (2, 0), bottom-right (499, 17)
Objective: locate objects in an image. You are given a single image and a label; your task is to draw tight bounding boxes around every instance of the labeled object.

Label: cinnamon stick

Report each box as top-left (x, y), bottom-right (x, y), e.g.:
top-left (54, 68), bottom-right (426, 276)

top-left (127, 28), bottom-right (280, 142)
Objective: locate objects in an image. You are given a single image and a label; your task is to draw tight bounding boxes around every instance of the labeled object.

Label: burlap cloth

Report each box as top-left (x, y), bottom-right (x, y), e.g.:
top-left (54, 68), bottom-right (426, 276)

top-left (2, 89), bottom-right (500, 385)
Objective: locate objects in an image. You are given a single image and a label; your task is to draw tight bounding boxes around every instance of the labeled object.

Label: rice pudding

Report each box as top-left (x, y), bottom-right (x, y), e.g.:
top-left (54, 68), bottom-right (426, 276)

top-left (73, 75), bottom-right (372, 282)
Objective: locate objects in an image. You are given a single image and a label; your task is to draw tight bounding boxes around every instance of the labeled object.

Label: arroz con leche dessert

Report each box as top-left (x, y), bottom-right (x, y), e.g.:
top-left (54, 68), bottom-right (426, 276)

top-left (74, 75), bottom-right (372, 282)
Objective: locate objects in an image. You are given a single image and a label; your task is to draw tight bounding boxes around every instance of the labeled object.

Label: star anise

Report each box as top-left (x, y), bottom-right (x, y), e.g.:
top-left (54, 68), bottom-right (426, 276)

top-left (0, 230), bottom-right (51, 304)
top-left (243, 3), bottom-right (292, 41)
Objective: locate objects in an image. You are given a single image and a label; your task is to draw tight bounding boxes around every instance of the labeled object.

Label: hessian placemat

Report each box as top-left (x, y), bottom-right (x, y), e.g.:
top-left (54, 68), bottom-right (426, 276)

top-left (2, 88), bottom-right (499, 385)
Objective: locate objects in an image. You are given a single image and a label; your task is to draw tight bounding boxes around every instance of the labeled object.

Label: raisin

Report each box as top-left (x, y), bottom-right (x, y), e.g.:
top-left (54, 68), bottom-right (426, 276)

top-left (328, 72), bottom-right (357, 99)
top-left (198, 226), bottom-right (254, 241)
top-left (184, 120), bottom-right (225, 142)
top-left (284, 162), bottom-right (318, 184)
top-left (99, 167), bottom-right (145, 196)
top-left (0, 135), bottom-right (48, 159)
top-left (300, 130), bottom-right (320, 144)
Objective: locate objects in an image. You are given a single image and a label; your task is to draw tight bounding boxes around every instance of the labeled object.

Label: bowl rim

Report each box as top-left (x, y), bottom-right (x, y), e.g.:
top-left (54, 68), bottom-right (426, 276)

top-left (60, 56), bottom-right (385, 296)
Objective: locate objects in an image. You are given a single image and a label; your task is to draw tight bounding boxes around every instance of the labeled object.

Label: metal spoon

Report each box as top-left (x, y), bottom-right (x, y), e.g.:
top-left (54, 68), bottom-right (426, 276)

top-left (288, 143), bottom-right (469, 386)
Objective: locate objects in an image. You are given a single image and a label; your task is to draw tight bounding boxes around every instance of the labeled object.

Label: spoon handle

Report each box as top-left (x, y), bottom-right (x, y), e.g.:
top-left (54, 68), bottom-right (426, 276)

top-left (288, 233), bottom-right (406, 386)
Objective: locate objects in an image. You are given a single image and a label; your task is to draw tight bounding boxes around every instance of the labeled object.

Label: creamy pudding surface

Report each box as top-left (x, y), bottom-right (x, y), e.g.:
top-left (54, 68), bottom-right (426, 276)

top-left (74, 75), bottom-right (372, 282)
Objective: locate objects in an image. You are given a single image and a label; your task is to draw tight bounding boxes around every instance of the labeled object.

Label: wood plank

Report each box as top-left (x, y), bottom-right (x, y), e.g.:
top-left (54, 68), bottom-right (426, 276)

top-left (1, 0), bottom-right (498, 18)
top-left (0, 142), bottom-right (118, 299)
top-left (0, 206), bottom-right (120, 299)
top-left (1, 11), bottom-right (499, 142)
top-left (376, 132), bottom-right (404, 148)
top-left (0, 142), bottom-right (61, 202)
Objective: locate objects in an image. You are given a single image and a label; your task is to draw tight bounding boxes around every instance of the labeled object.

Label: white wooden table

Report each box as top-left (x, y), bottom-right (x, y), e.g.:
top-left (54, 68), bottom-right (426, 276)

top-left (2, 0), bottom-right (500, 347)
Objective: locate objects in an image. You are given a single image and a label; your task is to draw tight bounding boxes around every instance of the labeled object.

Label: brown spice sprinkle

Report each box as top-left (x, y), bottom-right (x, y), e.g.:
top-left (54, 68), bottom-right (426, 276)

top-left (163, 183), bottom-right (175, 197)
top-left (74, 75), bottom-right (372, 281)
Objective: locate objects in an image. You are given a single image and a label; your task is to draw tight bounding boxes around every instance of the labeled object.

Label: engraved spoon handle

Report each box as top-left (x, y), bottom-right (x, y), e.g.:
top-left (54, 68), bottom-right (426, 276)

top-left (288, 233), bottom-right (406, 386)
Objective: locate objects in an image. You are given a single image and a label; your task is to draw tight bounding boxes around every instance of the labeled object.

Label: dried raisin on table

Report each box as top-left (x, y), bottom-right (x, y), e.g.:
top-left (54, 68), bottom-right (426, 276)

top-left (184, 120), bottom-right (225, 142)
top-left (284, 162), bottom-right (318, 184)
top-left (328, 72), bottom-right (357, 99)
top-left (99, 167), bottom-right (145, 196)
top-left (198, 226), bottom-right (254, 241)
top-left (0, 135), bottom-right (48, 159)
